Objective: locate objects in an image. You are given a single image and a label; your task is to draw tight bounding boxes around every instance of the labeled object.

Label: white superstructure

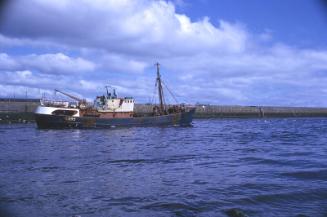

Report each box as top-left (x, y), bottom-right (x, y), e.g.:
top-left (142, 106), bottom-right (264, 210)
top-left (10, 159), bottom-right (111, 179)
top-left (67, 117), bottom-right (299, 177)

top-left (35, 105), bottom-right (80, 117)
top-left (96, 97), bottom-right (134, 113)
top-left (35, 87), bottom-right (135, 118)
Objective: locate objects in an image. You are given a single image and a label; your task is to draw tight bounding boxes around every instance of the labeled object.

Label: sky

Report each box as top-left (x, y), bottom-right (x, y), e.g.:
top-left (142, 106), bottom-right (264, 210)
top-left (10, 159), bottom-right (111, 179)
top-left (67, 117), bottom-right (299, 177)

top-left (1, 0), bottom-right (327, 106)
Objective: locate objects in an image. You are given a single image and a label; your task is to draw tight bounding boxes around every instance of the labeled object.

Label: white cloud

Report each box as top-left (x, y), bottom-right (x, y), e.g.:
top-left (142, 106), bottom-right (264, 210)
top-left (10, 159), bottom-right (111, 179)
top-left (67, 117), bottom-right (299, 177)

top-left (0, 34), bottom-right (61, 49)
top-left (79, 80), bottom-right (101, 91)
top-left (0, 69), bottom-right (100, 99)
top-left (0, 84), bottom-right (50, 98)
top-left (99, 53), bottom-right (148, 73)
top-left (1, 0), bottom-right (249, 56)
top-left (0, 53), bottom-right (96, 75)
top-left (21, 53), bottom-right (96, 74)
top-left (1, 0), bottom-right (327, 106)
top-left (0, 53), bottom-right (18, 70)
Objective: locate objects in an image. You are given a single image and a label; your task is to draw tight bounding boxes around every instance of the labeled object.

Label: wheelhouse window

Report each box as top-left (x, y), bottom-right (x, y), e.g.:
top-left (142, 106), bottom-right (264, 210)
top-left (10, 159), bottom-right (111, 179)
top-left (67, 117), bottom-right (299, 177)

top-left (52, 110), bottom-right (78, 116)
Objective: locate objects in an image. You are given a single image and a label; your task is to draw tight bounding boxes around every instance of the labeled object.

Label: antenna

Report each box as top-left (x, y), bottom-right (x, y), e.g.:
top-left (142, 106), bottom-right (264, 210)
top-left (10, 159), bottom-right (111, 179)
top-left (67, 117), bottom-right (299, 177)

top-left (105, 85), bottom-right (117, 98)
top-left (105, 85), bottom-right (110, 97)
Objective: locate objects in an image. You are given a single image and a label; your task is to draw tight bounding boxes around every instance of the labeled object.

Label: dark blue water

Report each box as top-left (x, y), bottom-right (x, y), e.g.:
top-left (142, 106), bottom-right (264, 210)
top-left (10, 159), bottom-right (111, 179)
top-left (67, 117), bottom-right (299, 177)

top-left (1, 118), bottom-right (327, 217)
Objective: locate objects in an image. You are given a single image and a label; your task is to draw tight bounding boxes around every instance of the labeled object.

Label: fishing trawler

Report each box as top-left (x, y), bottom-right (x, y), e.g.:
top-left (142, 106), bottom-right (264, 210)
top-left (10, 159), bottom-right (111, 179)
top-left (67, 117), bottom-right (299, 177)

top-left (34, 63), bottom-right (195, 129)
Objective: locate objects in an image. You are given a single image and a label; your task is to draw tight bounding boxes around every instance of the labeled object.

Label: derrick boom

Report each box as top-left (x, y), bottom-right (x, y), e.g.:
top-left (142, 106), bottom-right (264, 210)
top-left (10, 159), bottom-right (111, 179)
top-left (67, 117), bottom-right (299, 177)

top-left (54, 89), bottom-right (83, 102)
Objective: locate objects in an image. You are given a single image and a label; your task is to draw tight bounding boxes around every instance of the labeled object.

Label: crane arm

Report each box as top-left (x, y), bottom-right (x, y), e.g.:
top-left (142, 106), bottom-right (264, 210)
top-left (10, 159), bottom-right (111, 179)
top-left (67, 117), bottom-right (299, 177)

top-left (54, 89), bottom-right (83, 102)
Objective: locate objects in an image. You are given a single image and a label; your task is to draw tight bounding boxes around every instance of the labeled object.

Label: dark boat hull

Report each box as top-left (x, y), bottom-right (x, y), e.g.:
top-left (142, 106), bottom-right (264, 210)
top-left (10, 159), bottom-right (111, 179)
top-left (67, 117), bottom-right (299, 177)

top-left (35, 109), bottom-right (195, 129)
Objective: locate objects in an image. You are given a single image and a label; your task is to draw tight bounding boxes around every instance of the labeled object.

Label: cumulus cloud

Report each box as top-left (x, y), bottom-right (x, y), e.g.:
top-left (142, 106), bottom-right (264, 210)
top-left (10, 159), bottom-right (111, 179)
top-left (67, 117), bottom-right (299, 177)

top-left (1, 0), bottom-right (249, 56)
top-left (21, 53), bottom-right (96, 74)
top-left (0, 52), bottom-right (96, 74)
top-left (0, 0), bottom-right (327, 106)
top-left (0, 53), bottom-right (18, 70)
top-left (0, 69), bottom-right (101, 100)
top-left (98, 53), bottom-right (148, 73)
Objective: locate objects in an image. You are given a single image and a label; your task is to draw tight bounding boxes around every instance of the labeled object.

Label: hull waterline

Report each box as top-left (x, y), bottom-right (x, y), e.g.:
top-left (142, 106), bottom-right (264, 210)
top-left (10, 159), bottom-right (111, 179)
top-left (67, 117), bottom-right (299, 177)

top-left (35, 109), bottom-right (195, 129)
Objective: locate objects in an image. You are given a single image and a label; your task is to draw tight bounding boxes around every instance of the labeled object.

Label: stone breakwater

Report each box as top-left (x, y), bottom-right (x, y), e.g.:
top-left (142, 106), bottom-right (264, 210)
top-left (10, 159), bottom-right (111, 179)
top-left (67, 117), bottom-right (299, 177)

top-left (136, 104), bottom-right (327, 118)
top-left (0, 98), bottom-right (39, 123)
top-left (1, 98), bottom-right (327, 123)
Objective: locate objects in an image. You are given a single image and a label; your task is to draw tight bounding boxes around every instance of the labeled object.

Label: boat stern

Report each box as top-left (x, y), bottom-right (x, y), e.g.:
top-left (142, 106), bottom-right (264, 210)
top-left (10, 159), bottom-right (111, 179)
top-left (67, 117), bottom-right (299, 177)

top-left (179, 107), bottom-right (196, 126)
top-left (34, 105), bottom-right (81, 129)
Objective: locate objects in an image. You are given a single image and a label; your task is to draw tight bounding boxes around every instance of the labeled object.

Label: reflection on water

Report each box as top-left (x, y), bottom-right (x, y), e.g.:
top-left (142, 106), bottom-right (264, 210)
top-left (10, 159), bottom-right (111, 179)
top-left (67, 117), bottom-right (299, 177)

top-left (1, 118), bottom-right (327, 217)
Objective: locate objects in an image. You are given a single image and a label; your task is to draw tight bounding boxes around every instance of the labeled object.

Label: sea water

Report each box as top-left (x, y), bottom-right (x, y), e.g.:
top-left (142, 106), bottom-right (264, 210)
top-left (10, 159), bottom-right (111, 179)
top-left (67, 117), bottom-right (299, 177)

top-left (0, 118), bottom-right (327, 217)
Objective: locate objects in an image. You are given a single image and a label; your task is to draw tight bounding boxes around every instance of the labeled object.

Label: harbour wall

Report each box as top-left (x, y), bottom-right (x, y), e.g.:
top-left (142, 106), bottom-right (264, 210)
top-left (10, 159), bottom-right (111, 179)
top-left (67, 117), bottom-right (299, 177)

top-left (2, 98), bottom-right (327, 123)
top-left (136, 104), bottom-right (327, 118)
top-left (0, 98), bottom-right (40, 123)
top-left (0, 98), bottom-right (39, 113)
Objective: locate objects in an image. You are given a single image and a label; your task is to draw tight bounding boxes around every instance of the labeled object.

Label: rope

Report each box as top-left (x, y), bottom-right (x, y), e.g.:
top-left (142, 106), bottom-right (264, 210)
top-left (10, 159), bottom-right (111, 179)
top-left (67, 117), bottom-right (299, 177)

top-left (151, 79), bottom-right (158, 104)
top-left (162, 80), bottom-right (179, 104)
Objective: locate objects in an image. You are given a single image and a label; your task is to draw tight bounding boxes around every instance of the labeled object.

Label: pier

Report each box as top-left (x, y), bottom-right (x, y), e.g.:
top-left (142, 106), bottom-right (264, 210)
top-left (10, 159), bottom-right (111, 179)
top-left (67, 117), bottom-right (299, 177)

top-left (2, 98), bottom-right (327, 123)
top-left (136, 104), bottom-right (327, 118)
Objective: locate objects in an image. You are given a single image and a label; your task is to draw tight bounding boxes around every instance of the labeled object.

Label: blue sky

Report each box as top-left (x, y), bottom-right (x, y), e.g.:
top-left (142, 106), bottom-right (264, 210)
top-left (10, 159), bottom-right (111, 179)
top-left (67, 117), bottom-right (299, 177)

top-left (178, 0), bottom-right (327, 48)
top-left (1, 0), bottom-right (327, 106)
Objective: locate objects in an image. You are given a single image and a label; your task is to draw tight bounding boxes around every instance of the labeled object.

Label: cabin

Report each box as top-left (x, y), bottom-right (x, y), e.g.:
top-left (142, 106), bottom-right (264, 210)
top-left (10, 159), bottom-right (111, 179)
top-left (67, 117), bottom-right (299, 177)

top-left (93, 89), bottom-right (135, 118)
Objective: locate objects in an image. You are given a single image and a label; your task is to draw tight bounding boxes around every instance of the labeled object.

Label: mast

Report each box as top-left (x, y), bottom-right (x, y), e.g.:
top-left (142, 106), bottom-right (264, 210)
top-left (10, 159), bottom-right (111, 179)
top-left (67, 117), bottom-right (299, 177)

top-left (156, 63), bottom-right (165, 114)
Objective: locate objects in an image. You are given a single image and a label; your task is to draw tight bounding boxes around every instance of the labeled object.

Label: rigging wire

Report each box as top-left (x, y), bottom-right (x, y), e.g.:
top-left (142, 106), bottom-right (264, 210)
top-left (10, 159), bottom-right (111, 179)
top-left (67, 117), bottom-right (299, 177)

top-left (157, 77), bottom-right (167, 108)
top-left (151, 78), bottom-right (158, 104)
top-left (162, 80), bottom-right (179, 104)
top-left (152, 64), bottom-right (180, 107)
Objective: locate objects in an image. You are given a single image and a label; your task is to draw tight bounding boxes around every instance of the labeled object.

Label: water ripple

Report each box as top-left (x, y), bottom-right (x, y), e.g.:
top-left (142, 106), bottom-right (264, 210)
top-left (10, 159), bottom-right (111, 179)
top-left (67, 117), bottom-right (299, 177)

top-left (0, 119), bottom-right (327, 217)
